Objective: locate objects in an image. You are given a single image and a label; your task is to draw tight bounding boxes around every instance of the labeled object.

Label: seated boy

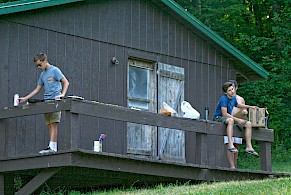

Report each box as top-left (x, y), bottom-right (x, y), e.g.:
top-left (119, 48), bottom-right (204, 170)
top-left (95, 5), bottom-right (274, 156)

top-left (213, 82), bottom-right (259, 157)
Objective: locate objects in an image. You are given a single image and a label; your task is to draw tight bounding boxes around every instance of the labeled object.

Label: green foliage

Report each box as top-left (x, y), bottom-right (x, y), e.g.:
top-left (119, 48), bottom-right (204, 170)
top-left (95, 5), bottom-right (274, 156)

top-left (0, 0), bottom-right (18, 3)
top-left (235, 4), bottom-right (291, 150)
top-left (39, 185), bottom-right (68, 195)
top-left (13, 175), bottom-right (23, 191)
top-left (176, 0), bottom-right (291, 151)
top-left (239, 71), bottom-right (291, 149)
top-left (176, 0), bottom-right (259, 43)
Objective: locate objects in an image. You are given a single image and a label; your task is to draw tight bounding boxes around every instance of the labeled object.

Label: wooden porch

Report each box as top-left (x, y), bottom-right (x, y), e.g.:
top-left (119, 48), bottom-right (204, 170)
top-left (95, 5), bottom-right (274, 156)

top-left (0, 99), bottom-right (289, 194)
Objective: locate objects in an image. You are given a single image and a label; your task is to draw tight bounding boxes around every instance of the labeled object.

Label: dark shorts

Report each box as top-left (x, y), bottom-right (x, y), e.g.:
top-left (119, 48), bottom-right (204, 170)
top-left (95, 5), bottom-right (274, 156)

top-left (215, 116), bottom-right (248, 130)
top-left (215, 116), bottom-right (228, 123)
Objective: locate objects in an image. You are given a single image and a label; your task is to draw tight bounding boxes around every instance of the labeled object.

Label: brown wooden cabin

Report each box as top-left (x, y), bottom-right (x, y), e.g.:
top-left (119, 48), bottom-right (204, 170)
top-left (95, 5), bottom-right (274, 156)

top-left (1, 0), bottom-right (288, 194)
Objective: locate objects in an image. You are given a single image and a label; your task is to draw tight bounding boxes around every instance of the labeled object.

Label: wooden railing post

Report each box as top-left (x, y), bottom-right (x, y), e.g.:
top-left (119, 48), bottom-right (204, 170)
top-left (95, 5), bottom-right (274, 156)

top-left (185, 131), bottom-right (196, 164)
top-left (195, 132), bottom-right (208, 165)
top-left (64, 111), bottom-right (80, 150)
top-left (0, 174), bottom-right (4, 195)
top-left (260, 141), bottom-right (272, 171)
top-left (0, 120), bottom-right (5, 158)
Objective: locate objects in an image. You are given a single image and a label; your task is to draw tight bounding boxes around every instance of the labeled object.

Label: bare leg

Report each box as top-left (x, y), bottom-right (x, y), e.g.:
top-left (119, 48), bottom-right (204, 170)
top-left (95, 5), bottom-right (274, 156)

top-left (244, 121), bottom-right (259, 156)
top-left (48, 123), bottom-right (58, 142)
top-left (225, 118), bottom-right (236, 150)
top-left (226, 144), bottom-right (235, 169)
top-left (244, 121), bottom-right (254, 151)
top-left (233, 143), bottom-right (239, 168)
top-left (227, 143), bottom-right (239, 169)
top-left (39, 123), bottom-right (58, 153)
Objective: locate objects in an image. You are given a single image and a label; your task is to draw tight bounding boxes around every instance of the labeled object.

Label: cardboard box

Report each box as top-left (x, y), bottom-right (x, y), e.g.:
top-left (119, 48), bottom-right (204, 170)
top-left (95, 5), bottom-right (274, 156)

top-left (249, 108), bottom-right (266, 127)
top-left (233, 110), bottom-right (248, 120)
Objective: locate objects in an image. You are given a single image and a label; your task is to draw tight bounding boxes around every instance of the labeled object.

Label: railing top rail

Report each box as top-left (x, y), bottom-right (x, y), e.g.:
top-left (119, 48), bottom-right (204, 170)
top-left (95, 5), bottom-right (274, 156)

top-left (0, 99), bottom-right (273, 142)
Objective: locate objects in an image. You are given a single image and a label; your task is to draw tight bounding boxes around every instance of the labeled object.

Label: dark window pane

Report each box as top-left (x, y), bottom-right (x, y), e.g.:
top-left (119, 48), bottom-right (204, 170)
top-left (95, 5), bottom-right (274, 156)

top-left (129, 66), bottom-right (149, 99)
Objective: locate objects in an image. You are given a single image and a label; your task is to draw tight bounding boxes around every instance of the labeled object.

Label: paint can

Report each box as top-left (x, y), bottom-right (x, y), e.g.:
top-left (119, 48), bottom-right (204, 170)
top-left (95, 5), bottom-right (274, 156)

top-left (93, 141), bottom-right (102, 152)
top-left (14, 94), bottom-right (19, 106)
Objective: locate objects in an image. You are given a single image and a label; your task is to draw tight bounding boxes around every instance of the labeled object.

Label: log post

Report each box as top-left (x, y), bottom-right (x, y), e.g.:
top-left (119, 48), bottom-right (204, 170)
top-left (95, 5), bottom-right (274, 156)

top-left (64, 111), bottom-right (80, 150)
top-left (260, 141), bottom-right (272, 171)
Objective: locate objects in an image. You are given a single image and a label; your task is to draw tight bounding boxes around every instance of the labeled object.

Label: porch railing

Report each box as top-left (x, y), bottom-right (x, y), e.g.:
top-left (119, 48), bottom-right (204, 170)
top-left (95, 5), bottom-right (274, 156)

top-left (0, 99), bottom-right (273, 171)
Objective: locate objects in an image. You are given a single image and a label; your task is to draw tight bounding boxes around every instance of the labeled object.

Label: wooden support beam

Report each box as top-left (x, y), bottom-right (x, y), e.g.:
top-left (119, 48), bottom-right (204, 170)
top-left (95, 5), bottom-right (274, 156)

top-left (185, 131), bottom-right (196, 164)
top-left (0, 174), bottom-right (4, 195)
top-left (260, 141), bottom-right (272, 171)
top-left (70, 151), bottom-right (281, 181)
top-left (0, 153), bottom-right (73, 172)
top-left (195, 133), bottom-right (208, 165)
top-left (64, 112), bottom-right (80, 150)
top-left (0, 120), bottom-right (5, 157)
top-left (15, 168), bottom-right (60, 195)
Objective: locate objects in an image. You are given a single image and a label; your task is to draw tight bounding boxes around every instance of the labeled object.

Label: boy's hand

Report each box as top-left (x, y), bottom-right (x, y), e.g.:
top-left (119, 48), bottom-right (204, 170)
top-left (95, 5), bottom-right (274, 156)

top-left (18, 97), bottom-right (27, 103)
top-left (241, 109), bottom-right (248, 115)
top-left (55, 95), bottom-right (64, 100)
top-left (249, 106), bottom-right (259, 109)
top-left (237, 118), bottom-right (246, 125)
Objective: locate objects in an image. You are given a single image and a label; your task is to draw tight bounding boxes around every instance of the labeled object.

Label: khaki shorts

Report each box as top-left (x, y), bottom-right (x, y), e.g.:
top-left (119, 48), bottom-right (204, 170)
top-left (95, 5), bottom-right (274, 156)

top-left (215, 116), bottom-right (248, 131)
top-left (44, 111), bottom-right (61, 125)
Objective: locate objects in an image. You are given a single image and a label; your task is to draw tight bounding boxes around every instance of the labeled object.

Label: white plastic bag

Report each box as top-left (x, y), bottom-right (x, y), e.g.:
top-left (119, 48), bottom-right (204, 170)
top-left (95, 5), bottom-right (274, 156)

top-left (162, 102), bottom-right (177, 116)
top-left (181, 101), bottom-right (200, 119)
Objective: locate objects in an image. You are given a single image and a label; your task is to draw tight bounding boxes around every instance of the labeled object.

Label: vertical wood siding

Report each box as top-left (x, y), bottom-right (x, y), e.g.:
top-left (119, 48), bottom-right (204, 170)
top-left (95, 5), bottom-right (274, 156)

top-left (0, 0), bottom-right (237, 165)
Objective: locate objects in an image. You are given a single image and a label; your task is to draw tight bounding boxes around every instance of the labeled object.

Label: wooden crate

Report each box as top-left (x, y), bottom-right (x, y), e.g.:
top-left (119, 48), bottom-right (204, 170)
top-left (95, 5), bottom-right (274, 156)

top-left (249, 108), bottom-right (266, 127)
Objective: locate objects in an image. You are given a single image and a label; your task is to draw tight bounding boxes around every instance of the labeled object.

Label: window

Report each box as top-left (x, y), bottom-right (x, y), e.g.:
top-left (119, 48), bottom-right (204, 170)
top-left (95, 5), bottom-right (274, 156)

top-left (128, 66), bottom-right (150, 110)
top-left (127, 59), bottom-right (154, 111)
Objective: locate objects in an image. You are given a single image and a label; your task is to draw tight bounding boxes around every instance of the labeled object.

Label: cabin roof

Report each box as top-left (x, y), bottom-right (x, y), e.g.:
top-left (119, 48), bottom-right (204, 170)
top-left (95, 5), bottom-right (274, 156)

top-left (0, 0), bottom-right (82, 15)
top-left (0, 0), bottom-right (269, 80)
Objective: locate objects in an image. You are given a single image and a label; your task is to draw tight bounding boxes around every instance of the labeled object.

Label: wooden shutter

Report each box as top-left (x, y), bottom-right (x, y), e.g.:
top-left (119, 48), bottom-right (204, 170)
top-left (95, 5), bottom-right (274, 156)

top-left (157, 63), bottom-right (185, 162)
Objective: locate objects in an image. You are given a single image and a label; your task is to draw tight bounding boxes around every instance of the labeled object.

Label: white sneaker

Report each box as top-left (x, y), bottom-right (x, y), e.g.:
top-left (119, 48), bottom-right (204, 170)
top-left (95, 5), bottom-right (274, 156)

top-left (39, 147), bottom-right (56, 154)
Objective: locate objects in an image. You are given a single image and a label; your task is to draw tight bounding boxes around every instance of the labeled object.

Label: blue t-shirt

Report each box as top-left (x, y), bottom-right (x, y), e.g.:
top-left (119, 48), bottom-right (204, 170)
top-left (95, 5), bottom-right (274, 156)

top-left (37, 65), bottom-right (65, 100)
top-left (213, 94), bottom-right (238, 120)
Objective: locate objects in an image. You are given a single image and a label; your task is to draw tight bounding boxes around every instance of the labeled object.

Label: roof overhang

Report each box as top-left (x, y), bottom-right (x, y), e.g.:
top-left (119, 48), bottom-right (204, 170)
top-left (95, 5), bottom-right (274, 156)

top-left (0, 0), bottom-right (83, 15)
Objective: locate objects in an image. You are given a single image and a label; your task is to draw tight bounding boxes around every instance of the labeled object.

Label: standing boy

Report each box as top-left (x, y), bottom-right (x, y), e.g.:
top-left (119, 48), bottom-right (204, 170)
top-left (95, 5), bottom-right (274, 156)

top-left (19, 53), bottom-right (69, 154)
top-left (213, 82), bottom-right (259, 159)
top-left (223, 80), bottom-right (248, 169)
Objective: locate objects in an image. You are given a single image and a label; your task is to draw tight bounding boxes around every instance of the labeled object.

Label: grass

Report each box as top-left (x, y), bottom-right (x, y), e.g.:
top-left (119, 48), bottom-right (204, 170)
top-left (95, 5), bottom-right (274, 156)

top-left (271, 147), bottom-right (291, 173)
top-left (65, 177), bottom-right (291, 195)
top-left (238, 146), bottom-right (291, 173)
top-left (273, 162), bottom-right (291, 173)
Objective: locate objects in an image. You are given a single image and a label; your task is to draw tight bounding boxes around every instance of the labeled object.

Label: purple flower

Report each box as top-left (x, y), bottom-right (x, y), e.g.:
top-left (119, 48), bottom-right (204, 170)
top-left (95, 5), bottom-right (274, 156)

top-left (99, 134), bottom-right (107, 142)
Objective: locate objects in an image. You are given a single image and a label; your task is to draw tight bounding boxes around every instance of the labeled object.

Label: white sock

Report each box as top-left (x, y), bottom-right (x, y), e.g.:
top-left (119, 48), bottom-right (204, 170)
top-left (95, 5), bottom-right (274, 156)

top-left (49, 141), bottom-right (57, 151)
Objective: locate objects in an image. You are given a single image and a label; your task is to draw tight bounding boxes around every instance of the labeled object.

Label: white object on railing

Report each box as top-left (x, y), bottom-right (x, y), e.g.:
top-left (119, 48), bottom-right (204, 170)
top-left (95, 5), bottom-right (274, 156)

top-left (14, 94), bottom-right (19, 106)
top-left (162, 102), bottom-right (177, 116)
top-left (181, 101), bottom-right (200, 119)
top-left (93, 141), bottom-right (102, 152)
